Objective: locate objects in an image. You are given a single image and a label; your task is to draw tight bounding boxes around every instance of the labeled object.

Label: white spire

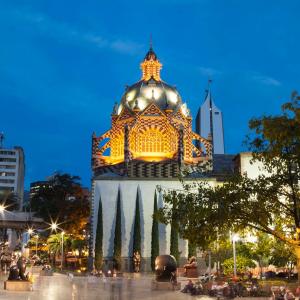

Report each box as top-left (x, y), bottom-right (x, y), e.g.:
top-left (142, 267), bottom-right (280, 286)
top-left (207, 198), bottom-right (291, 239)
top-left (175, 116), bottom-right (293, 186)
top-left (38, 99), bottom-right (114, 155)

top-left (195, 81), bottom-right (225, 154)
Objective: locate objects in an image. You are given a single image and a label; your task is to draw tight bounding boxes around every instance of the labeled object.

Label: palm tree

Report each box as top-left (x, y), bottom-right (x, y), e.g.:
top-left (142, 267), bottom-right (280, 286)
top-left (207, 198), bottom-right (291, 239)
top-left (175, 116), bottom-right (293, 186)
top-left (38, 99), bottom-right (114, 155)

top-left (47, 233), bottom-right (70, 266)
top-left (71, 239), bottom-right (86, 258)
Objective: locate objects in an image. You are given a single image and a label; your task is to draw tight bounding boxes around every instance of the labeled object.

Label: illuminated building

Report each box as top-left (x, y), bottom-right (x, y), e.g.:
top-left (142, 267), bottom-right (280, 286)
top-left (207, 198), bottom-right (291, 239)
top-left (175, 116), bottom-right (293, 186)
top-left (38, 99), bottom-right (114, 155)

top-left (90, 46), bottom-right (224, 271)
top-left (196, 82), bottom-right (225, 154)
top-left (92, 46), bottom-right (212, 177)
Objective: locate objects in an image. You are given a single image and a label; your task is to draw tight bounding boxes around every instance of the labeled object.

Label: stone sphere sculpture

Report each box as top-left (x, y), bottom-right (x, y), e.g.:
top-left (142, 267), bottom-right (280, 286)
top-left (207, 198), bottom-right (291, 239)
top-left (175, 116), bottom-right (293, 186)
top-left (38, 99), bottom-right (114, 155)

top-left (155, 255), bottom-right (177, 282)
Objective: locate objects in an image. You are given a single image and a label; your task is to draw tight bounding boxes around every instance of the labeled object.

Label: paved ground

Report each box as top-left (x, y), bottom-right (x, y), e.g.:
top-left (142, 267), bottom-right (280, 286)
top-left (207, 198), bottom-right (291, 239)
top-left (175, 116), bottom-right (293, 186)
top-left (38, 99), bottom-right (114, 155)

top-left (0, 272), bottom-right (213, 300)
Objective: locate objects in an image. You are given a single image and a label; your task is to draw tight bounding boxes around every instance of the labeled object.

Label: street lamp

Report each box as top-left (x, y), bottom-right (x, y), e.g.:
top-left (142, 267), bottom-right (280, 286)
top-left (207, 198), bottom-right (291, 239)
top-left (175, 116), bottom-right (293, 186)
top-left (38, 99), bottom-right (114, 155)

top-left (61, 231), bottom-right (65, 270)
top-left (0, 204), bottom-right (5, 213)
top-left (247, 235), bottom-right (257, 243)
top-left (51, 223), bottom-right (57, 231)
top-left (232, 233), bottom-right (239, 278)
top-left (50, 222), bottom-right (65, 270)
top-left (35, 235), bottom-right (39, 256)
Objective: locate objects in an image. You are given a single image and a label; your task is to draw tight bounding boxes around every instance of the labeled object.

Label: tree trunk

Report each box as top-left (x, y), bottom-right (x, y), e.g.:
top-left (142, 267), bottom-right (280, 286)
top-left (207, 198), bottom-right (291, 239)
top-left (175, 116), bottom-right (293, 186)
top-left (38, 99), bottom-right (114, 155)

top-left (259, 263), bottom-right (263, 280)
top-left (293, 246), bottom-right (300, 284)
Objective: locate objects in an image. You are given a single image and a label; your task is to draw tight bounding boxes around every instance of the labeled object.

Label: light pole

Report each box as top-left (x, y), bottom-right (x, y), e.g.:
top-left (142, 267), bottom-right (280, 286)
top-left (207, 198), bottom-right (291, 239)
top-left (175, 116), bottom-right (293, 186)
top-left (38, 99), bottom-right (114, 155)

top-left (232, 234), bottom-right (239, 278)
top-left (61, 231), bottom-right (64, 270)
top-left (27, 228), bottom-right (33, 256)
top-left (35, 235), bottom-right (39, 256)
top-left (208, 249), bottom-right (212, 280)
top-left (50, 223), bottom-right (65, 270)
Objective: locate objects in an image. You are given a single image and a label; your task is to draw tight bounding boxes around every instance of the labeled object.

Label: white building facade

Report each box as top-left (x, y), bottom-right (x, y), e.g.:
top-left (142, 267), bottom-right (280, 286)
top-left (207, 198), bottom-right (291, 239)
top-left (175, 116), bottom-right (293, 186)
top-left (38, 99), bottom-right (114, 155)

top-left (89, 47), bottom-right (253, 271)
top-left (0, 146), bottom-right (25, 210)
top-left (196, 88), bottom-right (225, 154)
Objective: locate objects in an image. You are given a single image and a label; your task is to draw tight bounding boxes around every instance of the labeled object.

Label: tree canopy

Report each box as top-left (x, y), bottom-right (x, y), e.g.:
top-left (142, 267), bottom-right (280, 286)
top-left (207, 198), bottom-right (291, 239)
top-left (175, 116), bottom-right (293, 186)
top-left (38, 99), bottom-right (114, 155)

top-left (159, 92), bottom-right (300, 275)
top-left (30, 173), bottom-right (90, 235)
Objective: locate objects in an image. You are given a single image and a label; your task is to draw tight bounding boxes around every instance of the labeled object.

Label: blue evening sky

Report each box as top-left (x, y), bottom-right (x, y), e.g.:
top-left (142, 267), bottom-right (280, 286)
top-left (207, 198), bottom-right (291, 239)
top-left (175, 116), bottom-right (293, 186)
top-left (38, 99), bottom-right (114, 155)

top-left (1, 0), bottom-right (299, 189)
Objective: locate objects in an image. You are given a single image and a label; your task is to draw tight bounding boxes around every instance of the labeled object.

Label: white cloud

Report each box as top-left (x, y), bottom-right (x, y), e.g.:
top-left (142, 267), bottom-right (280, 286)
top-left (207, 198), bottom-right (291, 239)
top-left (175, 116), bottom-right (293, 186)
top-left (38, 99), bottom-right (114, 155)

top-left (11, 9), bottom-right (143, 56)
top-left (110, 40), bottom-right (143, 55)
top-left (197, 66), bottom-right (222, 77)
top-left (252, 74), bottom-right (281, 86)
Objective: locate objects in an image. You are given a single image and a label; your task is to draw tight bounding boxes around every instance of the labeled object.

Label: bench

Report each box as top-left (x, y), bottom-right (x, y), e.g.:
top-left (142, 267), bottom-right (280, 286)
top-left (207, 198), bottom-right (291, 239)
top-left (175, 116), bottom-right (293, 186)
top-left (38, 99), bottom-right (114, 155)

top-left (4, 280), bottom-right (33, 291)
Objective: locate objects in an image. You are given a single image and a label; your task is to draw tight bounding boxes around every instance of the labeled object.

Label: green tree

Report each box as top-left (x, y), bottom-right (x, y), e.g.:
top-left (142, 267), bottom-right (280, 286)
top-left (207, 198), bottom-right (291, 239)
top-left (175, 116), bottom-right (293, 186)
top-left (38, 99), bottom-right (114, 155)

top-left (207, 234), bottom-right (232, 272)
top-left (223, 255), bottom-right (256, 276)
top-left (248, 233), bottom-right (272, 278)
top-left (47, 233), bottom-right (70, 266)
top-left (30, 173), bottom-right (90, 235)
top-left (94, 198), bottom-right (103, 271)
top-left (170, 192), bottom-right (180, 265)
top-left (71, 239), bottom-right (86, 258)
top-left (269, 239), bottom-right (296, 276)
top-left (188, 241), bottom-right (197, 259)
top-left (159, 92), bottom-right (300, 281)
top-left (170, 221), bottom-right (179, 265)
top-left (151, 190), bottom-right (159, 271)
top-left (132, 189), bottom-right (141, 255)
top-left (113, 188), bottom-right (122, 270)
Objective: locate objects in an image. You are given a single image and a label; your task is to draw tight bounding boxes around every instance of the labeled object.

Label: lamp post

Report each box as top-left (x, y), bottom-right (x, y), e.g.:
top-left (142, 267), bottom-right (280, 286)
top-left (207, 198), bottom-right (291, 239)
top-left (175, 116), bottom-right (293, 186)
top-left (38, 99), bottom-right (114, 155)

top-left (27, 228), bottom-right (33, 256)
top-left (232, 234), bottom-right (239, 278)
top-left (61, 231), bottom-right (64, 270)
top-left (208, 249), bottom-right (212, 280)
top-left (35, 235), bottom-right (39, 256)
top-left (50, 223), bottom-right (65, 270)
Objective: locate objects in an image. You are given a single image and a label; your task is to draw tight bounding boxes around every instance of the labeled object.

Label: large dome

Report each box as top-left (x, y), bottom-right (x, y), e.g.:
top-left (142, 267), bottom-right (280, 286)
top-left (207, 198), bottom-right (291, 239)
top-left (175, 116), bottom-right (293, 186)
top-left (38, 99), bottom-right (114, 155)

top-left (120, 79), bottom-right (183, 112)
top-left (92, 45), bottom-right (213, 173)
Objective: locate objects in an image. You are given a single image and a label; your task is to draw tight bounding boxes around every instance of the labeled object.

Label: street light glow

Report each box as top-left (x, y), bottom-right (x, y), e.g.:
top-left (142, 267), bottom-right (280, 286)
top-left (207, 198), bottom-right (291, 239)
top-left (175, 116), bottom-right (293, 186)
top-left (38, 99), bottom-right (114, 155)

top-left (0, 204), bottom-right (5, 213)
top-left (247, 235), bottom-right (257, 243)
top-left (232, 234), bottom-right (239, 242)
top-left (51, 223), bottom-right (58, 231)
top-left (28, 228), bottom-right (33, 235)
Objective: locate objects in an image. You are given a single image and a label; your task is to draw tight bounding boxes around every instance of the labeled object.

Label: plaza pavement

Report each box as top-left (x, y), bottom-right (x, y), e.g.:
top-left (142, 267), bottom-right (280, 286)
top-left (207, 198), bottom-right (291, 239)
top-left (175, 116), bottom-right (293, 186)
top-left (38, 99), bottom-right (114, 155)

top-left (0, 272), bottom-right (214, 300)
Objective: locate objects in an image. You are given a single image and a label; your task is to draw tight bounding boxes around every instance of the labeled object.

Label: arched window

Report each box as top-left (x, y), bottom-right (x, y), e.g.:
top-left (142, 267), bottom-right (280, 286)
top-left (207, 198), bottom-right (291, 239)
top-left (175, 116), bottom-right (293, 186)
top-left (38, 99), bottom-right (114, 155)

top-left (139, 129), bottom-right (166, 154)
top-left (111, 133), bottom-right (124, 158)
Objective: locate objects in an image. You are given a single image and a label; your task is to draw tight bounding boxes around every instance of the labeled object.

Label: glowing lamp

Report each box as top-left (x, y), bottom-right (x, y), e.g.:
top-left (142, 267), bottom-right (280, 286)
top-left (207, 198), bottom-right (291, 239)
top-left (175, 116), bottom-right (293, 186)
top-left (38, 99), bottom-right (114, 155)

top-left (232, 234), bottom-right (239, 242)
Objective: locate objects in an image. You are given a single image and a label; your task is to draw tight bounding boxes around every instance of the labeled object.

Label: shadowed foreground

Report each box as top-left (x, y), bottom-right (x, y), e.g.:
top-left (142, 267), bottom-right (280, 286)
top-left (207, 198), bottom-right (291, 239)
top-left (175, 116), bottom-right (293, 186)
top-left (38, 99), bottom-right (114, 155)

top-left (0, 273), bottom-right (213, 300)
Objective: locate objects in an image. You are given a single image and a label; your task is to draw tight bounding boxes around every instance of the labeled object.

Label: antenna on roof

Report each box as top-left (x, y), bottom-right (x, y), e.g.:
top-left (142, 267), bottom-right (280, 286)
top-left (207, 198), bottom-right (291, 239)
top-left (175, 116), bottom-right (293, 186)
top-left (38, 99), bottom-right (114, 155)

top-left (207, 78), bottom-right (212, 90)
top-left (150, 33), bottom-right (153, 49)
top-left (0, 132), bottom-right (4, 148)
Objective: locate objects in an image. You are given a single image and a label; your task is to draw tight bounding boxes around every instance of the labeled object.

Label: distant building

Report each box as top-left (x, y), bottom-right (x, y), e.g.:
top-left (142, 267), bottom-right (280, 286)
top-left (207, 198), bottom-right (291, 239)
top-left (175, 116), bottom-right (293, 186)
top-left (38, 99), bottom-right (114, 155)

top-left (0, 146), bottom-right (25, 210)
top-left (30, 180), bottom-right (89, 201)
top-left (196, 84), bottom-right (225, 154)
top-left (29, 181), bottom-right (50, 199)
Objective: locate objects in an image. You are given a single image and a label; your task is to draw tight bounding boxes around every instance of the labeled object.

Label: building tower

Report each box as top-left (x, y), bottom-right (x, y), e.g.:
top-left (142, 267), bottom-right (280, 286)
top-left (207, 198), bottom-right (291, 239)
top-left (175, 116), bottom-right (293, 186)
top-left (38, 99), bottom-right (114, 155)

top-left (0, 137), bottom-right (25, 211)
top-left (92, 46), bottom-right (212, 177)
top-left (196, 81), bottom-right (225, 154)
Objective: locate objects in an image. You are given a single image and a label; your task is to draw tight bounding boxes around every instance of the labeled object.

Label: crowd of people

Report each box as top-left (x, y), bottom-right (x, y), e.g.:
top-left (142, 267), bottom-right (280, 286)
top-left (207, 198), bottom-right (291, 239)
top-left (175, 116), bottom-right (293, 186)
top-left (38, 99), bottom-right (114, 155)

top-left (180, 276), bottom-right (300, 299)
top-left (181, 278), bottom-right (262, 298)
top-left (272, 286), bottom-right (298, 300)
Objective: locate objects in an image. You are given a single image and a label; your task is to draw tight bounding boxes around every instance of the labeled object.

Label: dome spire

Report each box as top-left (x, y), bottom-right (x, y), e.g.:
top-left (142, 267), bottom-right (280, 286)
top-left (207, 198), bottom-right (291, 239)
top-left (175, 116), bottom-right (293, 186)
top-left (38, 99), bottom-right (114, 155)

top-left (140, 39), bottom-right (162, 81)
top-left (150, 33), bottom-right (153, 50)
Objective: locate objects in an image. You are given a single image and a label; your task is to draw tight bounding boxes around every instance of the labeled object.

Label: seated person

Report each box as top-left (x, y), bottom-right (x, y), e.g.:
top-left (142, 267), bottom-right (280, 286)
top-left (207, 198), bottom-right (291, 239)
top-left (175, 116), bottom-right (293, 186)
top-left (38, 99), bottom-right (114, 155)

top-left (184, 256), bottom-right (197, 269)
top-left (284, 289), bottom-right (295, 300)
top-left (190, 281), bottom-right (204, 296)
top-left (184, 256), bottom-right (197, 276)
top-left (181, 280), bottom-right (194, 293)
